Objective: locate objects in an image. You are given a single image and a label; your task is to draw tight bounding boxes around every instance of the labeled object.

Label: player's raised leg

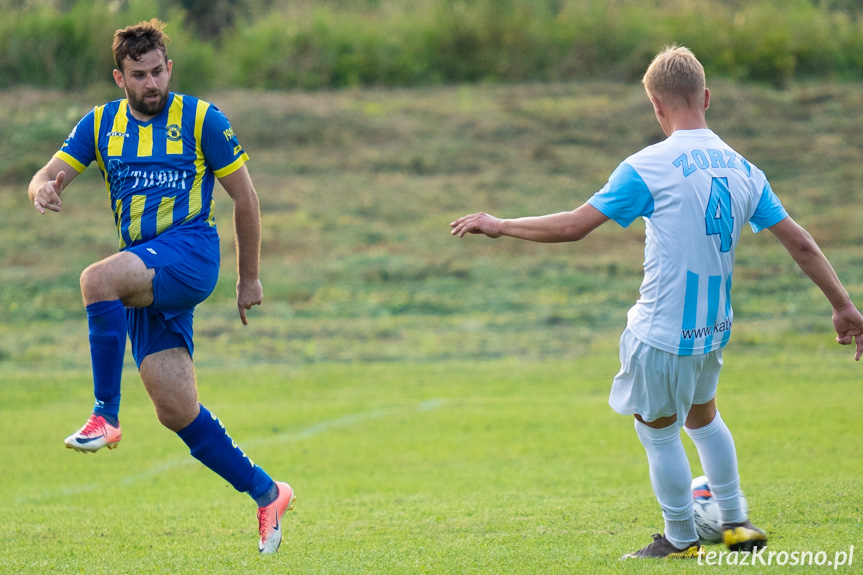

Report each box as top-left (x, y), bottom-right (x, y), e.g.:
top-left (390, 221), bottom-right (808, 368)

top-left (139, 347), bottom-right (295, 553)
top-left (65, 252), bottom-right (154, 452)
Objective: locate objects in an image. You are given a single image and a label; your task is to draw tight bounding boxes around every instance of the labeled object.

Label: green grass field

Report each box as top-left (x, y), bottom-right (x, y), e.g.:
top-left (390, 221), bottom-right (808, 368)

top-left (2, 79), bottom-right (863, 572)
top-left (2, 345), bottom-right (862, 574)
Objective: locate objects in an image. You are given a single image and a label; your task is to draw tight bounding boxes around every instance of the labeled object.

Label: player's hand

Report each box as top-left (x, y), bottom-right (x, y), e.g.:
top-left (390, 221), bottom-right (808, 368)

top-left (832, 302), bottom-right (863, 361)
top-left (450, 212), bottom-right (504, 238)
top-left (237, 278), bottom-right (263, 326)
top-left (33, 171), bottom-right (65, 214)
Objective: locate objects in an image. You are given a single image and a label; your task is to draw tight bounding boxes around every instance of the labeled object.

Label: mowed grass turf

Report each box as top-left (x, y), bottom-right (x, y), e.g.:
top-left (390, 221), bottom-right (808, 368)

top-left (2, 338), bottom-right (861, 574)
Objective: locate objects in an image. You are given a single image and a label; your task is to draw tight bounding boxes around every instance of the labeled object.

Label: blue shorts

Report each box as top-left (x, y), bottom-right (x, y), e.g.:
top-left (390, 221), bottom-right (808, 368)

top-left (124, 228), bottom-right (220, 367)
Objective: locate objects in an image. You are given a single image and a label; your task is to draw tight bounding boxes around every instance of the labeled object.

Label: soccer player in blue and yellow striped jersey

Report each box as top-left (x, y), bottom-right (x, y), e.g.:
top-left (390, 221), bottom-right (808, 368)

top-left (54, 88), bottom-right (245, 251)
top-left (28, 19), bottom-right (294, 554)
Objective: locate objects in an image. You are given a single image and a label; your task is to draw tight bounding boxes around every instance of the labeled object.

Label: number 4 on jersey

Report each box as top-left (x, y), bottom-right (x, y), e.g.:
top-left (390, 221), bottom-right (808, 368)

top-left (705, 177), bottom-right (733, 252)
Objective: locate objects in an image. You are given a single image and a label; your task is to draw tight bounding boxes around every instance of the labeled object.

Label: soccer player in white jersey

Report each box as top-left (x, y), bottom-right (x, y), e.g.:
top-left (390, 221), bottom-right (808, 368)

top-left (451, 46), bottom-right (863, 559)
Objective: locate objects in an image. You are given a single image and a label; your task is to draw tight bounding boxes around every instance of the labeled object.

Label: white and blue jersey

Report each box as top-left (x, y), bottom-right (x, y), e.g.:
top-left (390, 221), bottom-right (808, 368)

top-left (588, 129), bottom-right (787, 356)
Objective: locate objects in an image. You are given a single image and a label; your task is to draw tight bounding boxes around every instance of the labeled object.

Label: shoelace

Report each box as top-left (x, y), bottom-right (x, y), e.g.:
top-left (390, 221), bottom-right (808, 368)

top-left (257, 504), bottom-right (276, 539)
top-left (80, 416), bottom-right (107, 436)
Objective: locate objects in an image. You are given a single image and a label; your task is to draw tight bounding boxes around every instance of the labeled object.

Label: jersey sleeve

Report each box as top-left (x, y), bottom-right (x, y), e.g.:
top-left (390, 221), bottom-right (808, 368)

top-left (201, 104), bottom-right (250, 179)
top-left (587, 162), bottom-right (655, 228)
top-left (52, 108), bottom-right (97, 173)
top-left (748, 180), bottom-right (788, 233)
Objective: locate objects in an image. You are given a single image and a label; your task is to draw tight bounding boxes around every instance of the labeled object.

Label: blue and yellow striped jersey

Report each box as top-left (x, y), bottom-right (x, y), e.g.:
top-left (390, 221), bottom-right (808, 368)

top-left (54, 92), bottom-right (249, 250)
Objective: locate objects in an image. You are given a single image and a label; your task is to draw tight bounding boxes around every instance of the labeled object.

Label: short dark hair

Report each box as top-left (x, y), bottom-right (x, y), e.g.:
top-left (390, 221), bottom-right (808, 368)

top-left (112, 19), bottom-right (170, 72)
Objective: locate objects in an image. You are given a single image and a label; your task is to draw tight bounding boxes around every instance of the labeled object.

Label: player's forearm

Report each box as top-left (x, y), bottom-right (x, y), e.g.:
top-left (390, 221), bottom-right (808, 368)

top-left (799, 259), bottom-right (850, 310)
top-left (233, 191), bottom-right (261, 281)
top-left (771, 217), bottom-right (852, 309)
top-left (499, 211), bottom-right (585, 243)
top-left (790, 238), bottom-right (851, 310)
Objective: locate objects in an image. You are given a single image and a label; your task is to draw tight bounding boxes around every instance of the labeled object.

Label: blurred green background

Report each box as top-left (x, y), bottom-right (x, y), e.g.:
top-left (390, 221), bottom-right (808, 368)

top-left (5, 0), bottom-right (863, 93)
top-left (2, 0), bottom-right (863, 372)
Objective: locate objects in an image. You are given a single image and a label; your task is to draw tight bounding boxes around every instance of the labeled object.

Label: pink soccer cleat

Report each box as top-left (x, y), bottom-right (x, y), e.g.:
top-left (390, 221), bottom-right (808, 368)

top-left (257, 482), bottom-right (296, 554)
top-left (64, 414), bottom-right (122, 453)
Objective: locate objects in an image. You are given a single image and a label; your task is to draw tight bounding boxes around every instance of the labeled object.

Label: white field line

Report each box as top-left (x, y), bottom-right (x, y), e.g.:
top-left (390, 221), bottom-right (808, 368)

top-left (18, 398), bottom-right (446, 504)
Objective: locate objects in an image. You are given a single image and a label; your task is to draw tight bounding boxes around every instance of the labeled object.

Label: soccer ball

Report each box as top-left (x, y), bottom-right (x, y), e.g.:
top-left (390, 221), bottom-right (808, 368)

top-left (691, 475), bottom-right (748, 544)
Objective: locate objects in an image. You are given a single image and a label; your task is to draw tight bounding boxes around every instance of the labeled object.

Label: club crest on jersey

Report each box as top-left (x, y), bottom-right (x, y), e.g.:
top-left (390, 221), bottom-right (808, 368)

top-left (166, 124), bottom-right (182, 141)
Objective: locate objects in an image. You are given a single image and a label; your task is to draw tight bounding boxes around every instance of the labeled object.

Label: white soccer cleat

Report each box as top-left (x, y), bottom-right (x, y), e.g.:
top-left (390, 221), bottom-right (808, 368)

top-left (64, 414), bottom-right (122, 452)
top-left (257, 482), bottom-right (296, 554)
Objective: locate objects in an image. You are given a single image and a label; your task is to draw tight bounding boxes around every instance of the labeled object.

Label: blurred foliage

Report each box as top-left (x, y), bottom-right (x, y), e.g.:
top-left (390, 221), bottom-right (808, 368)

top-left (174, 0), bottom-right (251, 39)
top-left (4, 0), bottom-right (863, 91)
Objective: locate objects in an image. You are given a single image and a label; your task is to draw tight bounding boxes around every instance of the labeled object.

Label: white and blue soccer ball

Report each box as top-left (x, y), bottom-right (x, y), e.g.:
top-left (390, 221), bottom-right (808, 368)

top-left (691, 475), bottom-right (748, 544)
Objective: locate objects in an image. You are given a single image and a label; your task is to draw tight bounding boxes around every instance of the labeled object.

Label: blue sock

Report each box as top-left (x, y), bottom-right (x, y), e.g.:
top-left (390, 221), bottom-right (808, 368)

top-left (177, 405), bottom-right (276, 504)
top-left (86, 299), bottom-right (126, 423)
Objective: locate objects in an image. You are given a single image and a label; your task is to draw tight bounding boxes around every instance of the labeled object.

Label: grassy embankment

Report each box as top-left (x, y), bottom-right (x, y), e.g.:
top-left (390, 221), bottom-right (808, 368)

top-left (2, 80), bottom-right (863, 370)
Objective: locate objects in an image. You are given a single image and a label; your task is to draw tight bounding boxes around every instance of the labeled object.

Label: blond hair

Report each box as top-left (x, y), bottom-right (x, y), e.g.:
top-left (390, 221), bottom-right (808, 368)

top-left (642, 45), bottom-right (705, 110)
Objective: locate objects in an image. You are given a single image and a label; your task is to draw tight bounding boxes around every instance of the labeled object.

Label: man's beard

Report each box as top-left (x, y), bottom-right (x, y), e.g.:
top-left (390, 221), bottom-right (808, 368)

top-left (128, 88), bottom-right (169, 118)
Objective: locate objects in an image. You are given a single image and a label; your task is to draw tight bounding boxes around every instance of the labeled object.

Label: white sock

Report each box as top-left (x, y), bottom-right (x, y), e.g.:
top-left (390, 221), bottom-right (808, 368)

top-left (685, 412), bottom-right (746, 524)
top-left (634, 419), bottom-right (698, 548)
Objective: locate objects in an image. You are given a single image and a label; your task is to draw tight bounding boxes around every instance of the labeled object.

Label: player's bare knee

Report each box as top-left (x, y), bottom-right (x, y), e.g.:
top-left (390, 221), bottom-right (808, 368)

top-left (635, 413), bottom-right (677, 429)
top-left (685, 400), bottom-right (717, 429)
top-left (154, 405), bottom-right (195, 432)
top-left (80, 263), bottom-right (112, 303)
top-left (79, 264), bottom-right (95, 293)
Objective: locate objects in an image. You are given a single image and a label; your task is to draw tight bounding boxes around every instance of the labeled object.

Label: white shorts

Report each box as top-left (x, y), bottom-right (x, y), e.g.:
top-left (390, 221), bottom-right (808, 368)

top-left (608, 328), bottom-right (722, 425)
